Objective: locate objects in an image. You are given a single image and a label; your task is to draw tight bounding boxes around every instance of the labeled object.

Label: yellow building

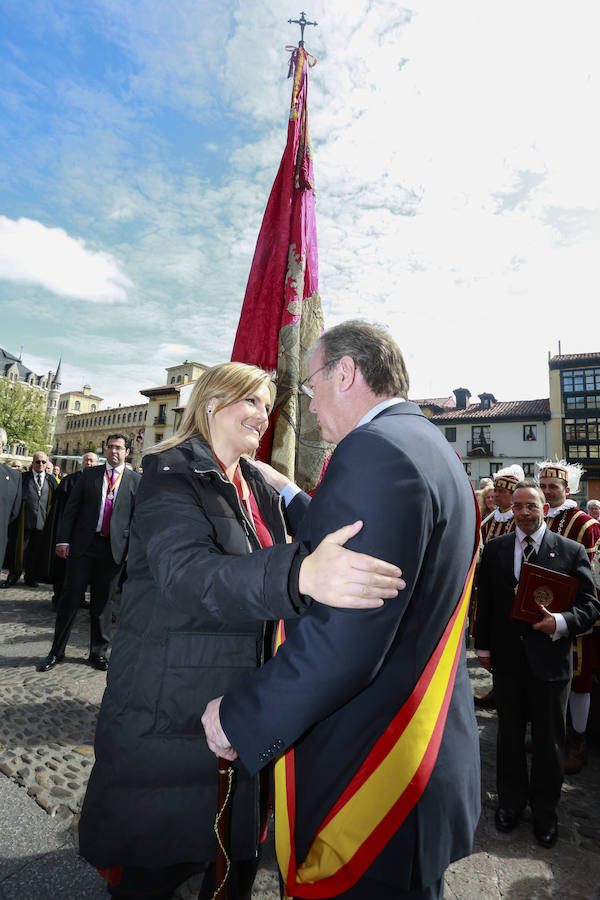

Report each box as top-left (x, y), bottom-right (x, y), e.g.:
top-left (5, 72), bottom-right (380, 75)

top-left (548, 352), bottom-right (600, 500)
top-left (55, 384), bottom-right (104, 436)
top-left (141, 361), bottom-right (207, 451)
top-left (53, 400), bottom-right (148, 473)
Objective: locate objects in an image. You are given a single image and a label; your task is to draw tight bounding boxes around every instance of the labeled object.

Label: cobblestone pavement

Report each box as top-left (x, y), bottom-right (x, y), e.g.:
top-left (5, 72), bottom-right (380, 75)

top-left (1, 580), bottom-right (599, 899)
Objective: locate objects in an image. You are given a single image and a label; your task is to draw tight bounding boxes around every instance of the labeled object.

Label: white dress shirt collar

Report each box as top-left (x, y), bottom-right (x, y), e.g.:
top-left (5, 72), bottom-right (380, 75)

top-left (515, 521), bottom-right (546, 550)
top-left (546, 499), bottom-right (577, 517)
top-left (355, 397), bottom-right (405, 430)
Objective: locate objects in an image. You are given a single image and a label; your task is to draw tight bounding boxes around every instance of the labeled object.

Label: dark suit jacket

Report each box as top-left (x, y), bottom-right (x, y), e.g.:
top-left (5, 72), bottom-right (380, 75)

top-left (57, 465), bottom-right (141, 565)
top-left (475, 530), bottom-right (599, 682)
top-left (221, 402), bottom-right (481, 890)
top-left (22, 469), bottom-right (54, 531)
top-left (0, 463), bottom-right (22, 566)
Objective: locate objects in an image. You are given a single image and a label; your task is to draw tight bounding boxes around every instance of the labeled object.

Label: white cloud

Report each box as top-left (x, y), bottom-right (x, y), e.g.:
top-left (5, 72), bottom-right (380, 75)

top-left (0, 216), bottom-right (133, 301)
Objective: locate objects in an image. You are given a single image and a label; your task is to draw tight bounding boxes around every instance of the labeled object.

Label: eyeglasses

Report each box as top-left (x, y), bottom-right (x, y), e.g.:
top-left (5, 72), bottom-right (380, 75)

top-left (299, 357), bottom-right (342, 399)
top-left (33, 459), bottom-right (47, 464)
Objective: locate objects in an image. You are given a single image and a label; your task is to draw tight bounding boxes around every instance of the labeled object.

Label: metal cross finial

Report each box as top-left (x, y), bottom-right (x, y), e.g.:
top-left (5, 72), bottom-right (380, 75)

top-left (288, 11), bottom-right (317, 48)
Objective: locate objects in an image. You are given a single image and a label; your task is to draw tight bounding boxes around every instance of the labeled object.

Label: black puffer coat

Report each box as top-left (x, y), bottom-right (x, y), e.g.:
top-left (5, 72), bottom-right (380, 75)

top-left (78, 437), bottom-right (308, 867)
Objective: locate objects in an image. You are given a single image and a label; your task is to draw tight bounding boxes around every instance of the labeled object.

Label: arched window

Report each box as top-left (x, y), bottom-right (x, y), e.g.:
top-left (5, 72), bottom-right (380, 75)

top-left (74, 401), bottom-right (80, 411)
top-left (91, 404), bottom-right (96, 412)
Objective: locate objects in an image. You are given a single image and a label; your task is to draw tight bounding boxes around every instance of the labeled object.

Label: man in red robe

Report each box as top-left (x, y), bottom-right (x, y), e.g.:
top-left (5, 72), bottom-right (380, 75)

top-left (538, 460), bottom-right (600, 773)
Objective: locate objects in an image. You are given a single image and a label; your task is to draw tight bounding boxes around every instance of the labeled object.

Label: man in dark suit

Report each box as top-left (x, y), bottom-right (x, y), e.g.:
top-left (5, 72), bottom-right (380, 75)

top-left (48, 450), bottom-right (99, 605)
top-left (202, 321), bottom-right (481, 900)
top-left (0, 428), bottom-right (22, 571)
top-left (2, 449), bottom-right (56, 587)
top-left (38, 435), bottom-right (141, 672)
top-left (475, 481), bottom-right (599, 848)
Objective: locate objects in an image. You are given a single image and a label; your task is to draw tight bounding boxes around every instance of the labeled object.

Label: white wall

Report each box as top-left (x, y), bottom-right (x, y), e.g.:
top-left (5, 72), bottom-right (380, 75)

top-left (437, 419), bottom-right (552, 485)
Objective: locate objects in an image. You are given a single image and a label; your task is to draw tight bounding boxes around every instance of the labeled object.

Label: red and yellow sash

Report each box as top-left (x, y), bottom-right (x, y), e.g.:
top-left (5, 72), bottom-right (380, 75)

top-left (273, 550), bottom-right (478, 898)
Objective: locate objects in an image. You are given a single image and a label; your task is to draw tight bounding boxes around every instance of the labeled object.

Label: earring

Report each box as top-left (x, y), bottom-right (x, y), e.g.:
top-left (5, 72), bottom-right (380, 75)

top-left (207, 408), bottom-right (213, 414)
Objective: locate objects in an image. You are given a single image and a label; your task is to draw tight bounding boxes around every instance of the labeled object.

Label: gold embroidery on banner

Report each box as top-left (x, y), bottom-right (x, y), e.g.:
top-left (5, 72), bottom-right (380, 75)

top-left (271, 275), bottom-right (330, 491)
top-left (289, 49), bottom-right (305, 121)
top-left (286, 243), bottom-right (306, 309)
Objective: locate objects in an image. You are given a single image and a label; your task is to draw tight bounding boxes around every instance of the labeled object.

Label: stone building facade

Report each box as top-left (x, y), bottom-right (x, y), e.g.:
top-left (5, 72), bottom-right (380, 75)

top-left (52, 399), bottom-right (148, 473)
top-left (0, 347), bottom-right (62, 462)
top-left (54, 384), bottom-right (104, 437)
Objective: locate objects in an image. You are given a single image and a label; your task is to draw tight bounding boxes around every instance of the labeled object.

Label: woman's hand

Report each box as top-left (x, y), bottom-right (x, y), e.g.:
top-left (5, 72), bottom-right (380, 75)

top-left (299, 521), bottom-right (405, 609)
top-left (246, 459), bottom-right (292, 493)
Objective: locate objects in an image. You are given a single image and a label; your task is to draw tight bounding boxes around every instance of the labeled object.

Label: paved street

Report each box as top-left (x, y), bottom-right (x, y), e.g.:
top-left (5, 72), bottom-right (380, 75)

top-left (1, 581), bottom-right (599, 899)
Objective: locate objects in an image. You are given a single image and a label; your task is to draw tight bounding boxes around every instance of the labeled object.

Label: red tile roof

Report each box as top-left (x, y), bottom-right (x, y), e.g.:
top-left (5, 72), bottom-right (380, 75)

top-left (412, 396), bottom-right (456, 409)
top-left (139, 385), bottom-right (181, 397)
top-left (549, 353), bottom-right (600, 369)
top-left (429, 398), bottom-right (550, 423)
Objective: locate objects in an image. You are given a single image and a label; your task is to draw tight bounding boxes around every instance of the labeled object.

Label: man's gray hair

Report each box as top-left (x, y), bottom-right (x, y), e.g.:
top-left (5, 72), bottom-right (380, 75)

top-left (513, 479), bottom-right (546, 505)
top-left (0, 427), bottom-right (7, 446)
top-left (310, 320), bottom-right (410, 398)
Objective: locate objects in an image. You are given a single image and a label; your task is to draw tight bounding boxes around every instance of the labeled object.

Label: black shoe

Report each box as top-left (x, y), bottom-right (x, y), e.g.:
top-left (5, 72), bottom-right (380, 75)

top-left (534, 820), bottom-right (558, 848)
top-left (495, 807), bottom-right (521, 833)
top-left (24, 578), bottom-right (39, 587)
top-left (1, 574), bottom-right (20, 588)
top-left (37, 654), bottom-right (64, 672)
top-left (88, 654), bottom-right (108, 671)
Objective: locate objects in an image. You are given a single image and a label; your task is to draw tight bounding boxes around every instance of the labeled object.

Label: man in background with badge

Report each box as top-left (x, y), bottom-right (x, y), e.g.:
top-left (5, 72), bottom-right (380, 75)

top-left (37, 434), bottom-right (140, 673)
top-left (475, 480), bottom-right (599, 849)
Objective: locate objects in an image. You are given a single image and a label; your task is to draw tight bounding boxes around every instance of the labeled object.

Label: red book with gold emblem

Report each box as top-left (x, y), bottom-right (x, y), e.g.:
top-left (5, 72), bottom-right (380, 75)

top-left (511, 563), bottom-right (579, 624)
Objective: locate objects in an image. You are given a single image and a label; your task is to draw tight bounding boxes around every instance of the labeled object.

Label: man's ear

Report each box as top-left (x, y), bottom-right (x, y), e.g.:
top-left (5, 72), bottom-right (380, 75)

top-left (543, 502), bottom-right (549, 516)
top-left (337, 356), bottom-right (357, 392)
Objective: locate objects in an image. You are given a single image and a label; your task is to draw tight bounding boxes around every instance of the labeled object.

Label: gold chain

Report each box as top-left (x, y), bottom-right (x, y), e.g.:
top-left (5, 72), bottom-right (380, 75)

top-left (211, 766), bottom-right (234, 900)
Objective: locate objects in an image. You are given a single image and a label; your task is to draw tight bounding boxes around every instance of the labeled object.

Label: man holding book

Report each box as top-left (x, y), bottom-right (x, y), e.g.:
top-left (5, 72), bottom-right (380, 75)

top-left (475, 480), bottom-right (599, 849)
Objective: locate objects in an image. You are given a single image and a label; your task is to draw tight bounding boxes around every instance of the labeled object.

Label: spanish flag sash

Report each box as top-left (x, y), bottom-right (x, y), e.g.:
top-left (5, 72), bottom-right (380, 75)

top-left (273, 549), bottom-right (478, 898)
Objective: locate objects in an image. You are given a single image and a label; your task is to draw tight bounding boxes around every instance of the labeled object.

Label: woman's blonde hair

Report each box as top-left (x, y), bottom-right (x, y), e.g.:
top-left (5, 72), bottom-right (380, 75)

top-left (147, 362), bottom-right (276, 455)
top-left (477, 483), bottom-right (496, 518)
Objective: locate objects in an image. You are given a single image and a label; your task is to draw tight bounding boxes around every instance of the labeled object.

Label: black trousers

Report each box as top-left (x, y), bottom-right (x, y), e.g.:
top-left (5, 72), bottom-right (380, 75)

top-left (10, 527), bottom-right (44, 580)
top-left (494, 670), bottom-right (569, 830)
top-left (288, 874), bottom-right (444, 899)
top-left (51, 534), bottom-right (121, 658)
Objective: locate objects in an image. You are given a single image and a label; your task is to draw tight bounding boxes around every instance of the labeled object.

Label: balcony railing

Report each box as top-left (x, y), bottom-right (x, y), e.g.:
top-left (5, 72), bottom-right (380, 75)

top-left (467, 440), bottom-right (494, 457)
top-left (153, 414), bottom-right (167, 425)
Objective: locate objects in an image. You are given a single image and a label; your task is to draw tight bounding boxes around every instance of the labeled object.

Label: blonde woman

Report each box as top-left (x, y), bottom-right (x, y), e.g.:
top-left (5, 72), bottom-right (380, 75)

top-left (78, 362), bottom-right (403, 900)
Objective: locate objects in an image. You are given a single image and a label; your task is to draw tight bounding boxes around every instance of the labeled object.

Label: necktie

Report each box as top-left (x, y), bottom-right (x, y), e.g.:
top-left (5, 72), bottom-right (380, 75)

top-left (523, 535), bottom-right (537, 565)
top-left (36, 474), bottom-right (42, 493)
top-left (100, 469), bottom-right (116, 537)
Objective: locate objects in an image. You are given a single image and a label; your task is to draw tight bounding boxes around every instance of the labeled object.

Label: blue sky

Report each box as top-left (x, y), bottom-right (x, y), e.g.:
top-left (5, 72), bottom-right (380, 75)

top-left (1, 0), bottom-right (599, 407)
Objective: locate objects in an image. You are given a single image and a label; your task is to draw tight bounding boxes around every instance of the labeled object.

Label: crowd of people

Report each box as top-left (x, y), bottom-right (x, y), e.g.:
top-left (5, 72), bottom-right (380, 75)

top-left (0, 320), bottom-right (599, 900)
